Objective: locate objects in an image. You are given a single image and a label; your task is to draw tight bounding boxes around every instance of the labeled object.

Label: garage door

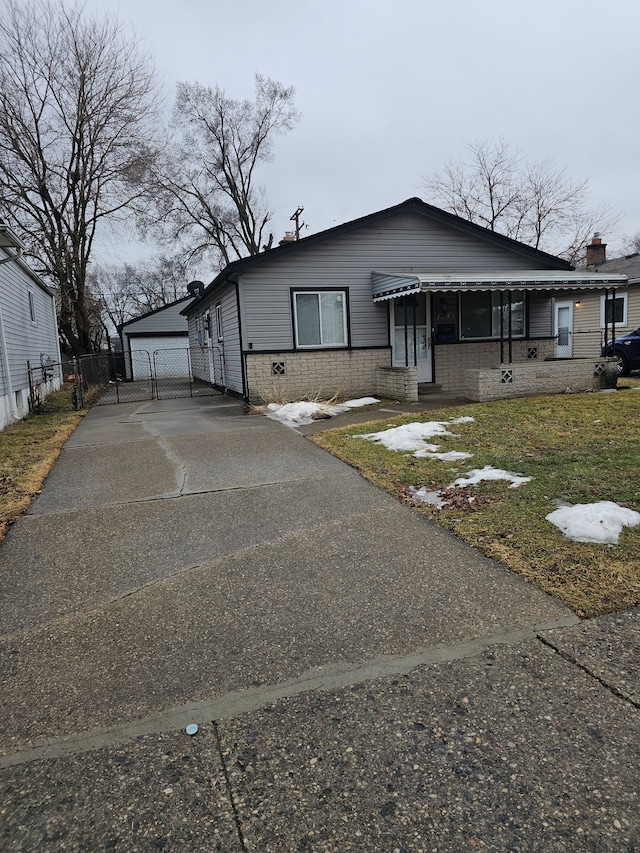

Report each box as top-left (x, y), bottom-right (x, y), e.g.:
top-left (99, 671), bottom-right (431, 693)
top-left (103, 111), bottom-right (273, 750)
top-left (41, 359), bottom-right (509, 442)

top-left (129, 337), bottom-right (190, 380)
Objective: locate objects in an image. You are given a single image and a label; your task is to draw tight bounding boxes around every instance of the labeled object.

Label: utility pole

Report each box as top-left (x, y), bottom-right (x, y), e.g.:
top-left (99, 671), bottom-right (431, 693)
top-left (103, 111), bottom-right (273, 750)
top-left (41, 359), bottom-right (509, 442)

top-left (290, 206), bottom-right (305, 240)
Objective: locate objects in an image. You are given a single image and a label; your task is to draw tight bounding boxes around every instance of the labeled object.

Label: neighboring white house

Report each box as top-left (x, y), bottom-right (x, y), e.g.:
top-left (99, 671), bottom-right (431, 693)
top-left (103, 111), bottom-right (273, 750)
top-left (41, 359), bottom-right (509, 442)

top-left (0, 224), bottom-right (62, 431)
top-left (119, 296), bottom-right (192, 380)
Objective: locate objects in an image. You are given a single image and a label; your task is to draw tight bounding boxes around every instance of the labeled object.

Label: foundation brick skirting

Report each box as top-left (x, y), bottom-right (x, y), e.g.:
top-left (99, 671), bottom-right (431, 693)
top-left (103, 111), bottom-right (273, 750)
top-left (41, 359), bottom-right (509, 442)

top-left (433, 340), bottom-right (556, 393)
top-left (246, 349), bottom-right (414, 403)
top-left (245, 342), bottom-right (613, 404)
top-left (465, 358), bottom-right (619, 402)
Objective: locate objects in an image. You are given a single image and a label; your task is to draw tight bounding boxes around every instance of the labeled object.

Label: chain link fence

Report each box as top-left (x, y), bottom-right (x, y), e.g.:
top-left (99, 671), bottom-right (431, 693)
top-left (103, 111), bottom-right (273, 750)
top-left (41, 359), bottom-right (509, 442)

top-left (26, 348), bottom-right (220, 412)
top-left (81, 348), bottom-right (219, 405)
top-left (26, 356), bottom-right (69, 413)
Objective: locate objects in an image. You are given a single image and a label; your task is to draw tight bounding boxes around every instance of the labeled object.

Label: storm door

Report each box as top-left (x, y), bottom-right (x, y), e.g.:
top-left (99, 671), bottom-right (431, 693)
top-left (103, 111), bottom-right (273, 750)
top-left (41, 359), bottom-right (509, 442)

top-left (392, 293), bottom-right (432, 382)
top-left (554, 301), bottom-right (573, 357)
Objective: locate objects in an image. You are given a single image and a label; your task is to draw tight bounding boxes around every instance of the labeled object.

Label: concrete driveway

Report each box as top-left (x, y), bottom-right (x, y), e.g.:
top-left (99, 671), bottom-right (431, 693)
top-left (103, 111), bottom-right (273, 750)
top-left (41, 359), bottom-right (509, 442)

top-left (0, 395), bottom-right (638, 851)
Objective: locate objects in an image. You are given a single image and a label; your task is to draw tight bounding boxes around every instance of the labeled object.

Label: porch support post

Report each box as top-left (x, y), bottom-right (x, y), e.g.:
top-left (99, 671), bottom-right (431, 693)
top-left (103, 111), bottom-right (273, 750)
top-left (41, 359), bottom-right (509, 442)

top-left (499, 291), bottom-right (504, 364)
top-left (403, 299), bottom-right (408, 367)
top-left (611, 287), bottom-right (616, 350)
top-left (507, 289), bottom-right (513, 364)
top-left (604, 288), bottom-right (614, 352)
top-left (412, 298), bottom-right (417, 367)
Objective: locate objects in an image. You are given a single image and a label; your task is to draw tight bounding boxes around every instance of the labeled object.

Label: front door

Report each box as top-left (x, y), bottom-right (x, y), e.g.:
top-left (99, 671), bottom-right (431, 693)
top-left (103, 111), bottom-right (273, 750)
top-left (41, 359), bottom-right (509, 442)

top-left (554, 301), bottom-right (573, 357)
top-left (392, 293), bottom-right (432, 382)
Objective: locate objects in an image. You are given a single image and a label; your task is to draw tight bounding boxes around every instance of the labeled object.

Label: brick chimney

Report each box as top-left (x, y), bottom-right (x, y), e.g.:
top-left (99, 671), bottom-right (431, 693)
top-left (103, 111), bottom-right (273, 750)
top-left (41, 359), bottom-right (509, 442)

top-left (586, 232), bottom-right (606, 268)
top-left (279, 231), bottom-right (296, 246)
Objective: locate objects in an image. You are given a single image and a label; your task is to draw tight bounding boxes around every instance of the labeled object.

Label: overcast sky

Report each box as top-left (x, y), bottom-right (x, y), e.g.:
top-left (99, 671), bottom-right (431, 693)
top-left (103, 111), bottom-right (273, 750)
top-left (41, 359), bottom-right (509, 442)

top-left (86, 0), bottom-right (639, 266)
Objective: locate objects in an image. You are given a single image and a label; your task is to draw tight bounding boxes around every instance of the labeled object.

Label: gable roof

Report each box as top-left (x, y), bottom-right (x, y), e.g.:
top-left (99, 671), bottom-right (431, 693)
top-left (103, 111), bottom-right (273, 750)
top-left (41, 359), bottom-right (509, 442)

top-left (183, 197), bottom-right (574, 314)
top-left (119, 295), bottom-right (193, 332)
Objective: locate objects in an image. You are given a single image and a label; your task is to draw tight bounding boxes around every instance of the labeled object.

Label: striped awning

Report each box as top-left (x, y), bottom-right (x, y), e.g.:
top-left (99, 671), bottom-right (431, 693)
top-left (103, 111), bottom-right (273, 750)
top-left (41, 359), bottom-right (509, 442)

top-left (372, 270), bottom-right (628, 301)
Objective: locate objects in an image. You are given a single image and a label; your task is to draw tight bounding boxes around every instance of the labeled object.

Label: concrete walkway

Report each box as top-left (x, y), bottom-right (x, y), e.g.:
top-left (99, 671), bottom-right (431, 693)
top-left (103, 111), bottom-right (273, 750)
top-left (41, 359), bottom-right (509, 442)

top-left (0, 395), bottom-right (638, 851)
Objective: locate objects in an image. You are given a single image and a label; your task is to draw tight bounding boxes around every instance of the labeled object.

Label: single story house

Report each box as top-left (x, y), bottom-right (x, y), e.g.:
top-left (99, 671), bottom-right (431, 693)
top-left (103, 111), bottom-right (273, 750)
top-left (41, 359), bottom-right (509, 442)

top-left (182, 198), bottom-right (627, 404)
top-left (0, 224), bottom-right (62, 430)
top-left (561, 234), bottom-right (640, 363)
top-left (119, 296), bottom-right (192, 380)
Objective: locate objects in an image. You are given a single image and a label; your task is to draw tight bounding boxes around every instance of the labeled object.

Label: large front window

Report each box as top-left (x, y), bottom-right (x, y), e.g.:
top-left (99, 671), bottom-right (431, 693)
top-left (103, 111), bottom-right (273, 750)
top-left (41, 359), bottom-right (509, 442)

top-left (293, 290), bottom-right (347, 347)
top-left (459, 291), bottom-right (525, 340)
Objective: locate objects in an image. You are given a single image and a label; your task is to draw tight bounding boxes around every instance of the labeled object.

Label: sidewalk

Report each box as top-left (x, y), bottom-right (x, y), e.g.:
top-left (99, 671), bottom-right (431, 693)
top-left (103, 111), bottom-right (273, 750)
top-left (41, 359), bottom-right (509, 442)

top-left (0, 396), bottom-right (638, 851)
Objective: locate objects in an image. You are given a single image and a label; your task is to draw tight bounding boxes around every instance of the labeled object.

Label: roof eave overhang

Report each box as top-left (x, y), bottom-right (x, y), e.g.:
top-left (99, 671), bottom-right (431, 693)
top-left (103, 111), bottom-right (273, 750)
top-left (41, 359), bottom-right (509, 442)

top-left (0, 224), bottom-right (24, 250)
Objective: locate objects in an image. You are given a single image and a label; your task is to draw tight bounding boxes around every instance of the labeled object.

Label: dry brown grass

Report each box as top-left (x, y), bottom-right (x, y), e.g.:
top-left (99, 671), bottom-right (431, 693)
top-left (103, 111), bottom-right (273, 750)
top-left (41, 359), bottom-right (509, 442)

top-left (0, 392), bottom-right (84, 541)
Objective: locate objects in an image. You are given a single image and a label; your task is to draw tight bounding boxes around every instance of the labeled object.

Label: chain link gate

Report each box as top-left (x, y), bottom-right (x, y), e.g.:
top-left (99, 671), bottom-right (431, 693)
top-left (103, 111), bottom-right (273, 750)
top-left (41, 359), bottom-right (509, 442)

top-left (76, 348), bottom-right (220, 405)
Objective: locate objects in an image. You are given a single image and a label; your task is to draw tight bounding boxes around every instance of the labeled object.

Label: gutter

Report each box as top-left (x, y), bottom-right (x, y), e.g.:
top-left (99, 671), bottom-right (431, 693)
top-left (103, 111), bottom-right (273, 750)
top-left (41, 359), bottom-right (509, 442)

top-left (0, 247), bottom-right (23, 266)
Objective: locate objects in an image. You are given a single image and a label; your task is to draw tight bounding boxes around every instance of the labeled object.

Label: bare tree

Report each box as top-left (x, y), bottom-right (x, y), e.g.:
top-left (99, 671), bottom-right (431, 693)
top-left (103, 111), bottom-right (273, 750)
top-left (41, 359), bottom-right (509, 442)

top-left (88, 264), bottom-right (137, 334)
top-left (90, 254), bottom-right (191, 336)
top-left (152, 74), bottom-right (300, 269)
top-left (0, 0), bottom-right (162, 356)
top-left (621, 232), bottom-right (640, 255)
top-left (423, 140), bottom-right (618, 265)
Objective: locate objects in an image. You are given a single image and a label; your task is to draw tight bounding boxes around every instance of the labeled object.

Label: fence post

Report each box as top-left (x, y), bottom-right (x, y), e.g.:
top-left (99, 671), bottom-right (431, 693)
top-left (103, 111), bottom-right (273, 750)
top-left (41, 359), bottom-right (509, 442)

top-left (27, 360), bottom-right (34, 413)
top-left (72, 358), bottom-right (83, 410)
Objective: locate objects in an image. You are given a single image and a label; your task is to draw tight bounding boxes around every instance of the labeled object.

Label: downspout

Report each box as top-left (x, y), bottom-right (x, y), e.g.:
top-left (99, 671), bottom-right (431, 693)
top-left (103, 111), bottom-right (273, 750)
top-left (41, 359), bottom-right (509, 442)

top-left (236, 278), bottom-right (249, 401)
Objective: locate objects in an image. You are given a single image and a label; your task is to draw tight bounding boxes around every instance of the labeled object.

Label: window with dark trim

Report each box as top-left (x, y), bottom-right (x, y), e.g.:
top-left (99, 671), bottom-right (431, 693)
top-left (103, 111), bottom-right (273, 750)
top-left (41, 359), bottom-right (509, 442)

top-left (28, 290), bottom-right (37, 324)
top-left (215, 303), bottom-right (223, 341)
top-left (293, 290), bottom-right (347, 347)
top-left (459, 291), bottom-right (525, 340)
top-left (601, 293), bottom-right (627, 327)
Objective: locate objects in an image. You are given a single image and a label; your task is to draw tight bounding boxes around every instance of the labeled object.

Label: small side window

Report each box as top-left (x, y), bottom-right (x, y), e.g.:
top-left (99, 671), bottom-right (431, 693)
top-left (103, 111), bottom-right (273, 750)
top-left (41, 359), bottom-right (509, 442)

top-left (215, 303), bottom-right (223, 341)
top-left (601, 293), bottom-right (627, 327)
top-left (28, 291), bottom-right (37, 324)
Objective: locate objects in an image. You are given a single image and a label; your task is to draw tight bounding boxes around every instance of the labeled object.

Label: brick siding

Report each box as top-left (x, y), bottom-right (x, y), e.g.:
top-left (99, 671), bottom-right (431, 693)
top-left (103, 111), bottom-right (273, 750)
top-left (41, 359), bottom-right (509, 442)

top-left (246, 349), bottom-right (395, 403)
top-left (433, 340), bottom-right (556, 392)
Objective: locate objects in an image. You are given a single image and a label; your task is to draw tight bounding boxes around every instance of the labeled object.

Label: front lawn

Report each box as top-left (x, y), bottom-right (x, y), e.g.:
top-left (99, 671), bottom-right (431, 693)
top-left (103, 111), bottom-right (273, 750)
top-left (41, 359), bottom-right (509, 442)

top-left (311, 388), bottom-right (640, 617)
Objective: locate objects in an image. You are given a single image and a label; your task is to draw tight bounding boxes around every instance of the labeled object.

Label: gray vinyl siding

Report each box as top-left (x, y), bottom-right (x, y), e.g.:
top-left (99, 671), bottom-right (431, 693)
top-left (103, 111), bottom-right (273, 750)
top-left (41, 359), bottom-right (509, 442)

top-left (218, 285), bottom-right (242, 394)
top-left (188, 282), bottom-right (243, 394)
top-left (0, 252), bottom-right (60, 392)
top-left (121, 298), bottom-right (191, 336)
top-left (240, 212), bottom-right (547, 350)
top-left (528, 294), bottom-right (553, 337)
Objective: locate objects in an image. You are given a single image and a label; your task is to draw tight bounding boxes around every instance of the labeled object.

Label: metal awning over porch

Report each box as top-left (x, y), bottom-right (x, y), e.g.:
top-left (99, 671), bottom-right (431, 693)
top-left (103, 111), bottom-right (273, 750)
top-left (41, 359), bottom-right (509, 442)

top-left (372, 270), bottom-right (628, 301)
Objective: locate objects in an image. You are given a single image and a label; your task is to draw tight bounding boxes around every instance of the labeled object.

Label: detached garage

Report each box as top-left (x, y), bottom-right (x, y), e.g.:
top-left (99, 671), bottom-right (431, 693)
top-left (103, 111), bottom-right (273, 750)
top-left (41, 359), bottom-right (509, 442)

top-left (119, 297), bottom-right (192, 380)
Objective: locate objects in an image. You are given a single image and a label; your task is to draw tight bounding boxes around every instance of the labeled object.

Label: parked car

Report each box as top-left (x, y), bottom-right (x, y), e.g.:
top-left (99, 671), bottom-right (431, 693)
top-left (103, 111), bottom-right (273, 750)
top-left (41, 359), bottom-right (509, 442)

top-left (602, 327), bottom-right (640, 376)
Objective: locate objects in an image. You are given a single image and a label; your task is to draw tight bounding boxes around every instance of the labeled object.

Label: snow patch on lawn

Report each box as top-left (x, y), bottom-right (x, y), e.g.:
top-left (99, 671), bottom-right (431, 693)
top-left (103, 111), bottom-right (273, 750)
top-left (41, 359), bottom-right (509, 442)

top-left (452, 465), bottom-right (532, 489)
top-left (356, 418), bottom-right (475, 459)
top-left (410, 487), bottom-right (446, 508)
top-left (266, 397), bottom-right (380, 427)
top-left (546, 501), bottom-right (640, 544)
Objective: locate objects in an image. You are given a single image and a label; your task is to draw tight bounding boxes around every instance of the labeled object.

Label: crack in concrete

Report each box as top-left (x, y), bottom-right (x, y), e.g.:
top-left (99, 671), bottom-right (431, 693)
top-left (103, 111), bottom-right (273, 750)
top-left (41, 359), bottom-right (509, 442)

top-left (536, 632), bottom-right (639, 710)
top-left (0, 617), bottom-right (579, 769)
top-left (141, 421), bottom-right (189, 497)
top-left (24, 473), bottom-right (360, 518)
top-left (213, 722), bottom-right (250, 852)
top-left (2, 507), bottom-right (395, 640)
